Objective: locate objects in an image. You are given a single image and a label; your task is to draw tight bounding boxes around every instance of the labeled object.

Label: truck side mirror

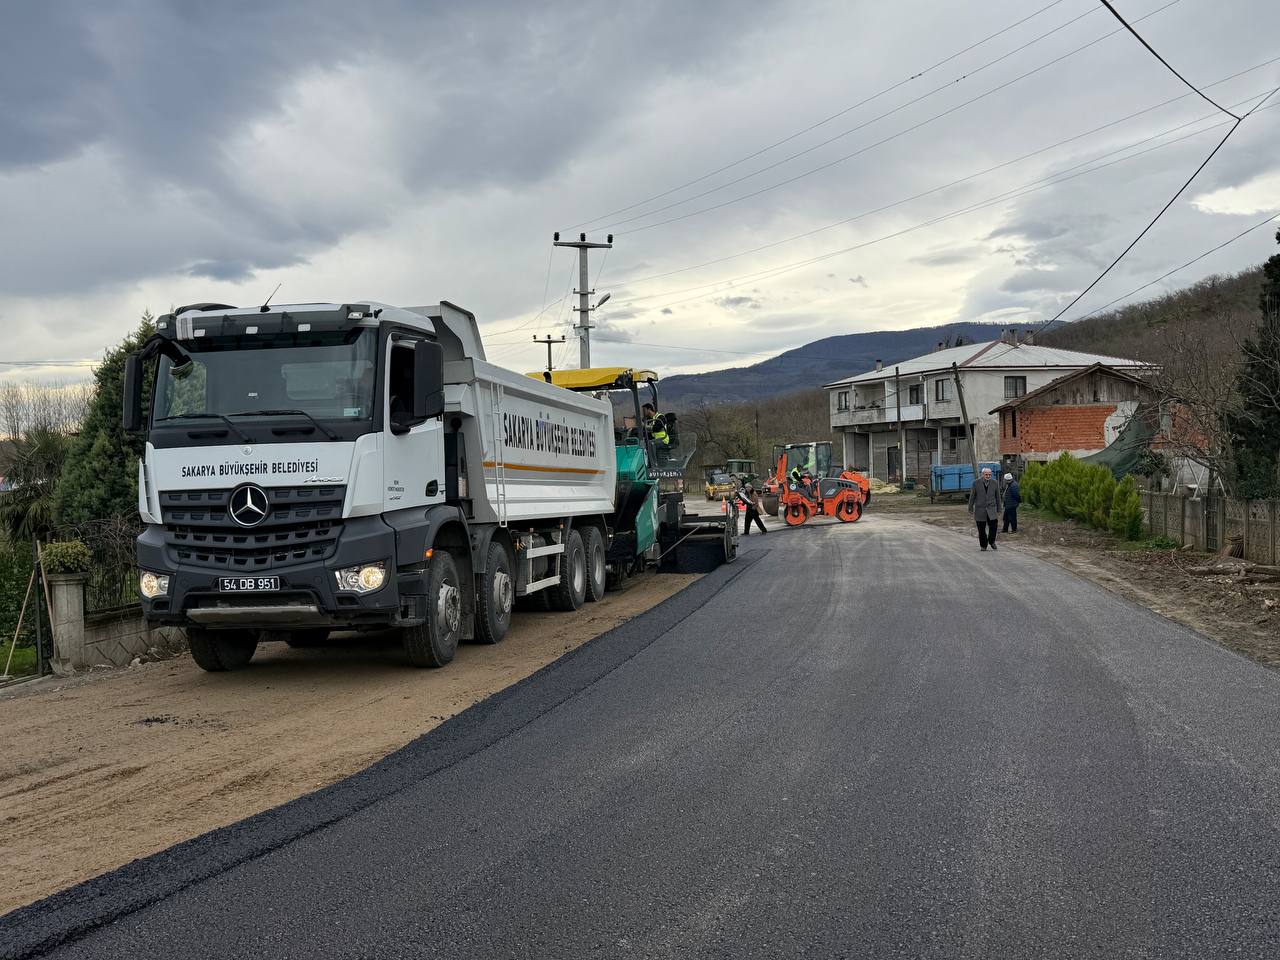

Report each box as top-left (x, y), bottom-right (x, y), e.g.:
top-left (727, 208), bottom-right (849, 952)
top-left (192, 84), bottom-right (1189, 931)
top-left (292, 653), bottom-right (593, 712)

top-left (122, 353), bottom-right (145, 434)
top-left (414, 340), bottom-right (445, 420)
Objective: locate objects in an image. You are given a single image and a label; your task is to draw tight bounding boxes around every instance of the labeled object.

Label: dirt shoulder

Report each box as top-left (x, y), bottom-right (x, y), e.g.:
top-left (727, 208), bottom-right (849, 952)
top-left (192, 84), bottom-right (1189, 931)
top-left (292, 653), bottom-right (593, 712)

top-left (874, 491), bottom-right (1280, 668)
top-left (0, 573), bottom-right (697, 915)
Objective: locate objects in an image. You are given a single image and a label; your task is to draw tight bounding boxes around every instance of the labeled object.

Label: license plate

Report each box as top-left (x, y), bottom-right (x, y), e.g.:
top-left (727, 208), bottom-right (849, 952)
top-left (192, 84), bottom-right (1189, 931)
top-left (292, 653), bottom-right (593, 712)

top-left (218, 576), bottom-right (280, 592)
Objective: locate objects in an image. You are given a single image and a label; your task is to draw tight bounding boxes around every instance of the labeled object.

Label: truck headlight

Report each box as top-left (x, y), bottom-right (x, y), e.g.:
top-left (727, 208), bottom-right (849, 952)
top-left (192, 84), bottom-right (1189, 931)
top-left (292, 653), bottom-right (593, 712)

top-left (139, 571), bottom-right (170, 598)
top-left (334, 561), bottom-right (387, 594)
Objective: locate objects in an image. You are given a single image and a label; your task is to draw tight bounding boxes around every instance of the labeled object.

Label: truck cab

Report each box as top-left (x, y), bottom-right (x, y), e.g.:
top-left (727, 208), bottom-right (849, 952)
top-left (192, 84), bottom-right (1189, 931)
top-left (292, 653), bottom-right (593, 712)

top-left (125, 301), bottom-right (615, 672)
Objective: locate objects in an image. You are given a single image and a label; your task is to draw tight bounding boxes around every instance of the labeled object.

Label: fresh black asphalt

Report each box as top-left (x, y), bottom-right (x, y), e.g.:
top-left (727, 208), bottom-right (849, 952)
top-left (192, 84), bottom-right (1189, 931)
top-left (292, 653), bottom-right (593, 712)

top-left (5, 514), bottom-right (1280, 958)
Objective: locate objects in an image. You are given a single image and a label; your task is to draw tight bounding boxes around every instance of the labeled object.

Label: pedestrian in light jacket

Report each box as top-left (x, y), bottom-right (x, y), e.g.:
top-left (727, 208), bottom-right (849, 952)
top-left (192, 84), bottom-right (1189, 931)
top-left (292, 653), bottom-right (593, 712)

top-left (1002, 472), bottom-right (1021, 534)
top-left (967, 466), bottom-right (1003, 551)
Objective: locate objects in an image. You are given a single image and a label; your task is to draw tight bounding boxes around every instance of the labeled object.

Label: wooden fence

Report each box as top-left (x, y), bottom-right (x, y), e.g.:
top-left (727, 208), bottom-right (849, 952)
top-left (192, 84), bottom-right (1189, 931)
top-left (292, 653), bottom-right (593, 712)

top-left (1142, 492), bottom-right (1280, 564)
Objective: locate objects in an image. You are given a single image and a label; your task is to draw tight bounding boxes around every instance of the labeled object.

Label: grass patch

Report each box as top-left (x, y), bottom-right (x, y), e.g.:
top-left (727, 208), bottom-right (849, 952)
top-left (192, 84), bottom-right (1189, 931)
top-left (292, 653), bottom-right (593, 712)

top-left (1, 642), bottom-right (37, 678)
top-left (1113, 536), bottom-right (1183, 552)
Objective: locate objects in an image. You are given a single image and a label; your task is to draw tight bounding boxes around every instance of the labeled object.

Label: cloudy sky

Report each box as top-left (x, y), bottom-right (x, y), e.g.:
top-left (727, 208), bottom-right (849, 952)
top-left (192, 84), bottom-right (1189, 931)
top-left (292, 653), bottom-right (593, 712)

top-left (3, 0), bottom-right (1279, 384)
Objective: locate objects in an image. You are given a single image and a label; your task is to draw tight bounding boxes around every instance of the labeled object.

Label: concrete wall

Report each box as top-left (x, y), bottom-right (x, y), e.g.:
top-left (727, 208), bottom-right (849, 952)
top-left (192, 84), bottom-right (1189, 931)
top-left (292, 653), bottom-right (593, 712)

top-left (48, 574), bottom-right (185, 674)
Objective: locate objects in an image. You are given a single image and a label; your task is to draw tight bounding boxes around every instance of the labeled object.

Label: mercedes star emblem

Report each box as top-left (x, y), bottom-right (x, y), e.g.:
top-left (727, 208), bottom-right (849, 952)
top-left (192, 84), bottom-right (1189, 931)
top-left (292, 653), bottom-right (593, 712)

top-left (228, 484), bottom-right (270, 527)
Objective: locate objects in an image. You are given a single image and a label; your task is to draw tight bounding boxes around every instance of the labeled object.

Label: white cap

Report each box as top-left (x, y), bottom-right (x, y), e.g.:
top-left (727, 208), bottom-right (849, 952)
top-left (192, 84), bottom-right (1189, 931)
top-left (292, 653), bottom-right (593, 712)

top-left (1004, 473), bottom-right (1013, 481)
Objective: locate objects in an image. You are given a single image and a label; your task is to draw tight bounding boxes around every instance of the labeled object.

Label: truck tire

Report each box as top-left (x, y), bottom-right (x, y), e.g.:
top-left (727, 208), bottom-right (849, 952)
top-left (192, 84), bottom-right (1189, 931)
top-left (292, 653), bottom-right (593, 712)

top-left (403, 550), bottom-right (463, 667)
top-left (475, 542), bottom-right (514, 645)
top-left (583, 526), bottom-right (606, 603)
top-left (188, 628), bottom-right (258, 672)
top-left (548, 529), bottom-right (586, 612)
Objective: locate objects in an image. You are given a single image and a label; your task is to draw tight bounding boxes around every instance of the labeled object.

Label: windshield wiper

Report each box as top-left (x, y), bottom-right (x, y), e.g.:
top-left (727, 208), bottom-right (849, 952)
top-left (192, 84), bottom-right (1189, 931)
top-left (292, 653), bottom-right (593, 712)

top-left (230, 409), bottom-right (340, 441)
top-left (154, 413), bottom-right (252, 443)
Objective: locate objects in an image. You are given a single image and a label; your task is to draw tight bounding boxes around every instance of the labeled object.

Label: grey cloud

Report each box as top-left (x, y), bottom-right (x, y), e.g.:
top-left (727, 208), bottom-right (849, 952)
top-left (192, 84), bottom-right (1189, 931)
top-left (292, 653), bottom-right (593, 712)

top-left (849, 275), bottom-right (867, 286)
top-left (715, 296), bottom-right (762, 310)
top-left (661, 307), bottom-right (674, 314)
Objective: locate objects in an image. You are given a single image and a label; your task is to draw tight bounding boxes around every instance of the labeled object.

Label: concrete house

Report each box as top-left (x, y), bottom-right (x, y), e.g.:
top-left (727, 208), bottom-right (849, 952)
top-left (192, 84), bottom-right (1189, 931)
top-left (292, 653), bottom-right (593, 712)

top-left (825, 334), bottom-right (1149, 482)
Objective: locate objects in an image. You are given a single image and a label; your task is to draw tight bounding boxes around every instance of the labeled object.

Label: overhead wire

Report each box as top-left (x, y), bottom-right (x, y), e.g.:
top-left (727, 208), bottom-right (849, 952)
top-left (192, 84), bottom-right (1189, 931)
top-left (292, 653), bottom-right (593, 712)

top-left (610, 111), bottom-right (1238, 313)
top-left (1035, 84), bottom-right (1280, 333)
top-left (607, 0), bottom-right (1184, 237)
top-left (591, 213), bottom-right (1280, 364)
top-left (1099, 0), bottom-right (1240, 120)
top-left (608, 66), bottom-right (1280, 291)
top-left (566, 0), bottom-right (1077, 231)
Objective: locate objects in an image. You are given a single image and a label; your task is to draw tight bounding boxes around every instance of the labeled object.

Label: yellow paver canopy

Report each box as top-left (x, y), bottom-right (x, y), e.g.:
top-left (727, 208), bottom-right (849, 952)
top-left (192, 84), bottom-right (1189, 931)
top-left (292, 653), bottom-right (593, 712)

top-left (525, 367), bottom-right (658, 391)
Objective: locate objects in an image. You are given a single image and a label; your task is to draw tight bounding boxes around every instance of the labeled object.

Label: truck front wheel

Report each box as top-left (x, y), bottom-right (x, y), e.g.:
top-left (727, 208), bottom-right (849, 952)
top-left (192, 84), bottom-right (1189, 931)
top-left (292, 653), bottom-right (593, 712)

top-left (188, 628), bottom-right (258, 672)
top-left (548, 529), bottom-right (586, 612)
top-left (403, 551), bottom-right (463, 667)
top-left (475, 543), bottom-right (514, 645)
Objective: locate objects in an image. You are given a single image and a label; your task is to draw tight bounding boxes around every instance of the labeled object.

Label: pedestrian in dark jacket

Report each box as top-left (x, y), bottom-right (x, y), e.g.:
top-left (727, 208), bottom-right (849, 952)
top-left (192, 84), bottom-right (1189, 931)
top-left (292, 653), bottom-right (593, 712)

top-left (1002, 472), bottom-right (1021, 533)
top-left (968, 466), bottom-right (1003, 551)
top-left (739, 484), bottom-right (767, 535)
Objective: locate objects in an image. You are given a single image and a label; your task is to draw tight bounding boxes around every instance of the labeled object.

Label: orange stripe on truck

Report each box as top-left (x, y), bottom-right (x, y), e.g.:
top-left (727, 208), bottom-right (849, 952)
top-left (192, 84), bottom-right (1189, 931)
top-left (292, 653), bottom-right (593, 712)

top-left (481, 461), bottom-right (606, 476)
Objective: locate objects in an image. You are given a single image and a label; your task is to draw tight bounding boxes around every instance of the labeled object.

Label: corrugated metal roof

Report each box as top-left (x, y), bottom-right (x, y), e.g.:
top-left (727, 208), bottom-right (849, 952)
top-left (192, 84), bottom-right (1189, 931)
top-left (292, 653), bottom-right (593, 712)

top-left (824, 340), bottom-right (1149, 387)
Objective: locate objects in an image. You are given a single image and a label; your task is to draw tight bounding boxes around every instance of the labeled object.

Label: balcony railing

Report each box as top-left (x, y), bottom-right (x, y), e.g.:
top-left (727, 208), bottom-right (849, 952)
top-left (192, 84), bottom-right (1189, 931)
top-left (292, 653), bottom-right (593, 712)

top-left (833, 403), bottom-right (927, 427)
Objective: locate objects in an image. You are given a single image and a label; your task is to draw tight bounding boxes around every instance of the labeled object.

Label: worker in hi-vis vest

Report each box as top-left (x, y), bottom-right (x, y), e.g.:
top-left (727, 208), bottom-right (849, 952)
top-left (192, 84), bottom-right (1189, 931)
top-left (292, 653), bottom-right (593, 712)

top-left (642, 403), bottom-right (671, 447)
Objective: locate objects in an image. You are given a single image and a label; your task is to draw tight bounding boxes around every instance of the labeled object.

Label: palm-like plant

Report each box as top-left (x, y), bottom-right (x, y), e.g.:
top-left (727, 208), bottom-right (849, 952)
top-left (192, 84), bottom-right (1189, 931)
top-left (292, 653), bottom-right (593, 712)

top-left (0, 428), bottom-right (70, 541)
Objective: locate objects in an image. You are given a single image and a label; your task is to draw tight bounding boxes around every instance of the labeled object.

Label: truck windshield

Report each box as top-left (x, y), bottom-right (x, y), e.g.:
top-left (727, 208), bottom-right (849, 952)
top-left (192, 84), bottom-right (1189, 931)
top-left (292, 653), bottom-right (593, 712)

top-left (153, 329), bottom-right (376, 422)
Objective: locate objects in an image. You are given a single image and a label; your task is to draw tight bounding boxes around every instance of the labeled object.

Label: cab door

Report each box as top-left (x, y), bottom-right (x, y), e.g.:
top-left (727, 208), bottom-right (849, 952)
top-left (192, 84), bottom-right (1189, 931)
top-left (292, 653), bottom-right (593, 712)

top-left (381, 333), bottom-right (446, 513)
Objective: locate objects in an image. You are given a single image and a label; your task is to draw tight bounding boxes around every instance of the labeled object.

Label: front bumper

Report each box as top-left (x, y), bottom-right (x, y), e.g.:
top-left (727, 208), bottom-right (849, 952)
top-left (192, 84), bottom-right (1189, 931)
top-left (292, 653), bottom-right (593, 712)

top-left (137, 516), bottom-right (423, 630)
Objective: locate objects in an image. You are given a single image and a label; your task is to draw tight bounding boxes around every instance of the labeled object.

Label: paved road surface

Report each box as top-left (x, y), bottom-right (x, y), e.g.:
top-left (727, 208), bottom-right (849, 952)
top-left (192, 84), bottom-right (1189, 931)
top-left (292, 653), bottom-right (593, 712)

top-left (6, 515), bottom-right (1280, 958)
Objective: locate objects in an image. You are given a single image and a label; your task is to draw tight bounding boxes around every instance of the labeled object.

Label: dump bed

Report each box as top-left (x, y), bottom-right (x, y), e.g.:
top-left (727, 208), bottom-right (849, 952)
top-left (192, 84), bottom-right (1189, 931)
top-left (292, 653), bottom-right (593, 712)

top-left (444, 358), bottom-right (616, 525)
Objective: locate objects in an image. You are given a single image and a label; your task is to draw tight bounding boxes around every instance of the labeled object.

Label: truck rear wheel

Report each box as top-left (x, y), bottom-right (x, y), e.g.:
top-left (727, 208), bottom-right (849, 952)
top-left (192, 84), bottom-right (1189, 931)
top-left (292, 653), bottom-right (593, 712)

top-left (548, 529), bottom-right (586, 612)
top-left (583, 527), bottom-right (606, 603)
top-left (403, 551), bottom-right (462, 667)
top-left (188, 628), bottom-right (258, 672)
top-left (475, 543), bottom-right (513, 645)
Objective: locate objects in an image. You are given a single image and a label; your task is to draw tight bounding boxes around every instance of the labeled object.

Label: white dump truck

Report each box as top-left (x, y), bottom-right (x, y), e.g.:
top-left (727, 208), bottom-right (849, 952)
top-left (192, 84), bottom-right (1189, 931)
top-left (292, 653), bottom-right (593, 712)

top-left (122, 301), bottom-right (616, 671)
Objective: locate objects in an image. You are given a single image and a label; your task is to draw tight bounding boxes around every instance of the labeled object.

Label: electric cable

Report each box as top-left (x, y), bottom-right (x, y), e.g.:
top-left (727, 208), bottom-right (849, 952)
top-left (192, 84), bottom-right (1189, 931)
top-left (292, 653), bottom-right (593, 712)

top-left (566, 0), bottom-right (1078, 230)
top-left (613, 114), bottom-right (1235, 312)
top-left (609, 70), bottom-right (1280, 291)
top-left (1035, 85), bottom-right (1280, 333)
top-left (1099, 0), bottom-right (1240, 119)
top-left (607, 0), bottom-right (1184, 237)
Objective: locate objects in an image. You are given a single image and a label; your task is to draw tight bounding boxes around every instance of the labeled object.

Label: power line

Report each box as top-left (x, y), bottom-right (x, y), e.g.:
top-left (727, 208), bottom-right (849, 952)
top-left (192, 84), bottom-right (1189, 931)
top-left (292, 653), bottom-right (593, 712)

top-left (609, 69), bottom-right (1280, 291)
top-left (609, 0), bottom-right (1184, 237)
top-left (613, 113), bottom-right (1234, 312)
top-left (566, 0), bottom-right (1076, 231)
top-left (1099, 0), bottom-right (1240, 120)
top-left (595, 1), bottom-right (1109, 233)
top-left (1036, 85), bottom-right (1280, 333)
top-left (593, 213), bottom-right (1279, 365)
top-left (1067, 211), bottom-right (1280, 322)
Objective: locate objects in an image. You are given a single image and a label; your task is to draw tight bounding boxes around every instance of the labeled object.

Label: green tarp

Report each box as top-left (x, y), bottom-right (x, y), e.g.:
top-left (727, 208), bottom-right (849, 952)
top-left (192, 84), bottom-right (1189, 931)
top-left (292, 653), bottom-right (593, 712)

top-left (1082, 411), bottom-right (1155, 479)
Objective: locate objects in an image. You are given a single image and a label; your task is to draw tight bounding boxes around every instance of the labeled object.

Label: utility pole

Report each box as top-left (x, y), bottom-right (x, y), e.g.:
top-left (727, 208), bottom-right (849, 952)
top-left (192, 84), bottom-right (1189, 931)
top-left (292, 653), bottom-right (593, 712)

top-left (894, 365), bottom-right (906, 483)
top-left (533, 334), bottom-right (566, 373)
top-left (951, 361), bottom-right (979, 476)
top-left (553, 232), bottom-right (613, 368)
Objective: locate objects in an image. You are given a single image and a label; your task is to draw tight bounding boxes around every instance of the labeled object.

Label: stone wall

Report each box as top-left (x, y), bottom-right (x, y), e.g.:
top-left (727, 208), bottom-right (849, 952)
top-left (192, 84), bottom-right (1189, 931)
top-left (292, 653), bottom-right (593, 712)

top-left (48, 573), bottom-right (185, 674)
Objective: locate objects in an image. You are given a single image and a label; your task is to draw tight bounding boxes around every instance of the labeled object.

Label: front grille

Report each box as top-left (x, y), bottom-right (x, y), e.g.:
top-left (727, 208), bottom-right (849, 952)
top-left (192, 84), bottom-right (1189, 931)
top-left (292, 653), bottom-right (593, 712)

top-left (160, 486), bottom-right (346, 569)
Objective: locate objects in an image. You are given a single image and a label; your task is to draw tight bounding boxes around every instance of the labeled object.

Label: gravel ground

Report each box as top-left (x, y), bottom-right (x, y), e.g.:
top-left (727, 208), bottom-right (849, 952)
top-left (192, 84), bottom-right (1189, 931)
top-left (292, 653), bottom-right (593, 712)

top-left (0, 572), bottom-right (697, 916)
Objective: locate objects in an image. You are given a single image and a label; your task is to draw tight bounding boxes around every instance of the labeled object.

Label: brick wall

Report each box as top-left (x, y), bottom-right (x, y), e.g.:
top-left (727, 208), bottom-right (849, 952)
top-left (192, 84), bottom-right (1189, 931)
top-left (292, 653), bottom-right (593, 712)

top-left (999, 404), bottom-right (1116, 456)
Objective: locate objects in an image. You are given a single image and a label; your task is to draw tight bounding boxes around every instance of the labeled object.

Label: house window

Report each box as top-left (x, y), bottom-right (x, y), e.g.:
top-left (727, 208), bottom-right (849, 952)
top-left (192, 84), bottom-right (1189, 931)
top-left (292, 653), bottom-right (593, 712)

top-left (836, 391), bottom-right (850, 412)
top-left (1004, 376), bottom-right (1027, 399)
top-left (947, 425), bottom-right (967, 451)
top-left (908, 384), bottom-right (922, 405)
top-left (935, 378), bottom-right (951, 402)
top-left (1011, 410), bottom-right (1018, 437)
